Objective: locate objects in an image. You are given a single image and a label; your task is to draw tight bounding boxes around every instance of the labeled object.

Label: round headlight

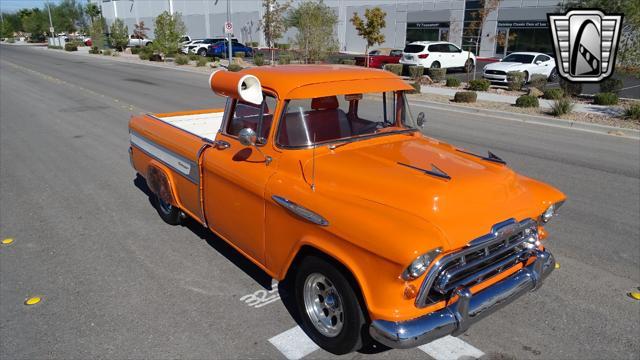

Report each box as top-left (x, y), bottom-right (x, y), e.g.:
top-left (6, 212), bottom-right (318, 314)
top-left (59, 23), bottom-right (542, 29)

top-left (402, 247), bottom-right (442, 281)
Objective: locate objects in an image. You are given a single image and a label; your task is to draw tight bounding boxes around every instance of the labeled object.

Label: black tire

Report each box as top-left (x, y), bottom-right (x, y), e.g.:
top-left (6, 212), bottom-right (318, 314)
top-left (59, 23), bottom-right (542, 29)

top-left (548, 67), bottom-right (559, 82)
top-left (197, 48), bottom-right (207, 57)
top-left (523, 71), bottom-right (530, 83)
top-left (464, 59), bottom-right (474, 73)
top-left (145, 42), bottom-right (152, 47)
top-left (295, 256), bottom-right (365, 355)
top-left (151, 193), bottom-right (181, 225)
top-left (431, 61), bottom-right (441, 69)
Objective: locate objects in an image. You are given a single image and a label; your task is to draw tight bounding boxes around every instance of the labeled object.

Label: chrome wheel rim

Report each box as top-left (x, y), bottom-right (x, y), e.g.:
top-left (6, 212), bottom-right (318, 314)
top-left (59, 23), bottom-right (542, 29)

top-left (158, 198), bottom-right (173, 215)
top-left (303, 273), bottom-right (344, 337)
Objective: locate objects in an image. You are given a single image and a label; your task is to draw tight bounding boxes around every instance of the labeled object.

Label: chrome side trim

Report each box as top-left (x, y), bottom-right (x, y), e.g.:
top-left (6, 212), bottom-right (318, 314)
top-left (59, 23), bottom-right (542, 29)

top-left (272, 195), bottom-right (329, 226)
top-left (370, 249), bottom-right (555, 349)
top-left (130, 131), bottom-right (199, 184)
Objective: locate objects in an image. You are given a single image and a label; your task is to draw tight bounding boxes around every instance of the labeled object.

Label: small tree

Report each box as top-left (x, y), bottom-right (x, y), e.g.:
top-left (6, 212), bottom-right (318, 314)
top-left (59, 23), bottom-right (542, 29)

top-left (260, 0), bottom-right (291, 64)
top-left (287, 1), bottom-right (339, 63)
top-left (89, 17), bottom-right (105, 49)
top-left (463, 0), bottom-right (500, 81)
top-left (133, 20), bottom-right (149, 39)
top-left (350, 7), bottom-right (386, 67)
top-left (153, 11), bottom-right (186, 57)
top-left (109, 19), bottom-right (129, 51)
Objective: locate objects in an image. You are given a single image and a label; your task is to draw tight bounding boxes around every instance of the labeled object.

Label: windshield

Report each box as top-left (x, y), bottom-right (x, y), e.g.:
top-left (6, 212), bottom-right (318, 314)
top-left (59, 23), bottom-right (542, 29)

top-left (277, 92), bottom-right (417, 148)
top-left (502, 54), bottom-right (534, 63)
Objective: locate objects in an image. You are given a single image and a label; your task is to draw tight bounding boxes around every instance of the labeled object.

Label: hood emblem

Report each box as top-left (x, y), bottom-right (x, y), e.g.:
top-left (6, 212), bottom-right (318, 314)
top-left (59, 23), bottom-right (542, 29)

top-left (397, 162), bottom-right (451, 181)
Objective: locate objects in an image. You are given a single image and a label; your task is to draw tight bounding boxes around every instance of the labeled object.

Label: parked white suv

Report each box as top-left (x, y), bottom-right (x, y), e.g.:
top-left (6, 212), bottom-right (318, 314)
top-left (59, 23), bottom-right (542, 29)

top-left (128, 35), bottom-right (152, 47)
top-left (482, 52), bottom-right (558, 83)
top-left (400, 41), bottom-right (476, 71)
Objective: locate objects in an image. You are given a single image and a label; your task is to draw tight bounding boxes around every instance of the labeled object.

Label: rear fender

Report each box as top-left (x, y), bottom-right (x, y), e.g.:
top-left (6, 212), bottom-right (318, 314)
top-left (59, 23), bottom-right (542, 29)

top-left (146, 161), bottom-right (178, 207)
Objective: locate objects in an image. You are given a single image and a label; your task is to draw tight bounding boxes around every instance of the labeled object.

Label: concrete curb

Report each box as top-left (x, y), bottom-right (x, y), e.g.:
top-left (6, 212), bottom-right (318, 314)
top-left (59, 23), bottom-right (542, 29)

top-left (409, 98), bottom-right (640, 140)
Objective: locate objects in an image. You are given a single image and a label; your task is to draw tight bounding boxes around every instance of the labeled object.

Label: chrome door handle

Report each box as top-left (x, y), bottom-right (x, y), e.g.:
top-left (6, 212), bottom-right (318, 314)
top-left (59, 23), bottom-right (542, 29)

top-left (214, 140), bottom-right (230, 149)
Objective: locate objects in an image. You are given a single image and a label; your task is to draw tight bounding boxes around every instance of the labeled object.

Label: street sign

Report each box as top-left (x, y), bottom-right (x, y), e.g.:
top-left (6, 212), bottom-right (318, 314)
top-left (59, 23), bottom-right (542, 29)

top-left (224, 21), bottom-right (233, 34)
top-left (49, 27), bottom-right (55, 34)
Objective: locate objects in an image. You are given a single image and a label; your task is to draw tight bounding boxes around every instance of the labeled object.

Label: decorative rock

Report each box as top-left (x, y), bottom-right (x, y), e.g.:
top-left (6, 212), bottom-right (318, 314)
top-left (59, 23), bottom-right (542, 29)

top-left (528, 87), bottom-right (544, 98)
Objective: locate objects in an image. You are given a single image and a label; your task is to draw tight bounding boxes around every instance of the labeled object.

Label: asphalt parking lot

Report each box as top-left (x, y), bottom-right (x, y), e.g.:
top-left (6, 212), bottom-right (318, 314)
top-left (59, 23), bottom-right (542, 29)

top-left (1, 45), bottom-right (639, 359)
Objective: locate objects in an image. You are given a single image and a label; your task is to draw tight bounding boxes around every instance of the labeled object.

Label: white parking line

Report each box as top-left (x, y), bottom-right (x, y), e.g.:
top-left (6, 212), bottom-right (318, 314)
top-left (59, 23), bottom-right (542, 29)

top-left (268, 326), bottom-right (320, 360)
top-left (419, 335), bottom-right (485, 360)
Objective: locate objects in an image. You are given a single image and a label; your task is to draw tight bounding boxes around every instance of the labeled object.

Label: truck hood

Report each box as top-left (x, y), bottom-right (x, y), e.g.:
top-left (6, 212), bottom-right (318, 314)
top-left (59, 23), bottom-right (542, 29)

top-left (305, 134), bottom-right (562, 251)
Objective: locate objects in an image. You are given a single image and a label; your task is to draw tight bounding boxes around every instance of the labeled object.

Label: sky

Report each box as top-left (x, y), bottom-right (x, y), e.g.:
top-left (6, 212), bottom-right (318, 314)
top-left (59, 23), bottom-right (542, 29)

top-left (0, 0), bottom-right (62, 13)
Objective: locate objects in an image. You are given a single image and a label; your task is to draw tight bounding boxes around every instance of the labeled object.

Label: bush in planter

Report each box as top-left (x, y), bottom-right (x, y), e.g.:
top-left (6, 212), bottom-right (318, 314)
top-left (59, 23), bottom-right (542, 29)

top-left (341, 59), bottom-right (356, 65)
top-left (543, 88), bottom-right (564, 100)
top-left (593, 92), bottom-right (619, 105)
top-left (428, 68), bottom-right (447, 82)
top-left (409, 81), bottom-right (421, 94)
top-left (409, 66), bottom-right (425, 80)
top-left (624, 103), bottom-right (640, 120)
top-left (227, 64), bottom-right (242, 72)
top-left (507, 71), bottom-right (525, 91)
top-left (383, 63), bottom-right (403, 76)
top-left (64, 43), bottom-right (78, 51)
top-left (131, 47), bottom-right (141, 55)
top-left (196, 56), bottom-right (208, 67)
top-left (446, 77), bottom-right (461, 87)
top-left (515, 95), bottom-right (539, 108)
top-left (468, 79), bottom-right (490, 91)
top-left (174, 54), bottom-right (189, 65)
top-left (235, 51), bottom-right (246, 59)
top-left (551, 98), bottom-right (574, 116)
top-left (188, 53), bottom-right (200, 61)
top-left (559, 78), bottom-right (582, 97)
top-left (89, 46), bottom-right (101, 54)
top-left (599, 78), bottom-right (623, 93)
top-left (453, 91), bottom-right (477, 103)
top-left (254, 53), bottom-right (265, 66)
top-left (529, 74), bottom-right (547, 90)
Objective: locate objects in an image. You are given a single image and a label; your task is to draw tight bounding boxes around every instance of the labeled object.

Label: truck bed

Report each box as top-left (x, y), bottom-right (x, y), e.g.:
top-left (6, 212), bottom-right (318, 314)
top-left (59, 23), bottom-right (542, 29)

top-left (153, 110), bottom-right (224, 140)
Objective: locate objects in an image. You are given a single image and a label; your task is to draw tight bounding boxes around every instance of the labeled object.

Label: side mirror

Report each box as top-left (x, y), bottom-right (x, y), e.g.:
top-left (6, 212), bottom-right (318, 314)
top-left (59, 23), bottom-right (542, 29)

top-left (237, 127), bottom-right (272, 165)
top-left (238, 127), bottom-right (257, 147)
top-left (535, 60), bottom-right (542, 65)
top-left (416, 112), bottom-right (426, 128)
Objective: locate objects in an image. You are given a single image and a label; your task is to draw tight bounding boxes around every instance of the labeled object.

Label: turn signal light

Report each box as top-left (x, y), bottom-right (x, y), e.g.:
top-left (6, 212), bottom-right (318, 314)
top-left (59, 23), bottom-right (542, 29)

top-left (404, 284), bottom-right (418, 300)
top-left (538, 225), bottom-right (548, 240)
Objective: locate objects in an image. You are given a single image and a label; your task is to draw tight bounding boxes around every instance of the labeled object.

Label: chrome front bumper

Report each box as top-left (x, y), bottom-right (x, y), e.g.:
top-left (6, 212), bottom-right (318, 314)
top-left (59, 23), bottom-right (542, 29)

top-left (369, 249), bottom-right (555, 349)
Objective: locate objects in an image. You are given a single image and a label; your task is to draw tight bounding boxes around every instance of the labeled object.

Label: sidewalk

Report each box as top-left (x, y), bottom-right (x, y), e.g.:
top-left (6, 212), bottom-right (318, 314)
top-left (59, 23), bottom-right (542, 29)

top-left (419, 85), bottom-right (625, 116)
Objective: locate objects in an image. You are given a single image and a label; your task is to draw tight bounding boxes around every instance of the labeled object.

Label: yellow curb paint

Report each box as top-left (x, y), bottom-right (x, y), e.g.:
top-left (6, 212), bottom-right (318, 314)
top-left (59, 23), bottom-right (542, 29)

top-left (554, 262), bottom-right (560, 269)
top-left (2, 238), bottom-right (14, 245)
top-left (24, 297), bottom-right (41, 305)
top-left (629, 292), bottom-right (640, 300)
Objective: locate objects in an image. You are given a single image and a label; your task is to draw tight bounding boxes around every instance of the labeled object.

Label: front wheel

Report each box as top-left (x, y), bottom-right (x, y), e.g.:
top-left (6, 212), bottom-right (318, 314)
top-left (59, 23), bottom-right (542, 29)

top-left (464, 59), bottom-right (474, 73)
top-left (197, 48), bottom-right (207, 57)
top-left (548, 67), bottom-right (559, 82)
top-left (295, 256), bottom-right (365, 355)
top-left (523, 71), bottom-right (530, 83)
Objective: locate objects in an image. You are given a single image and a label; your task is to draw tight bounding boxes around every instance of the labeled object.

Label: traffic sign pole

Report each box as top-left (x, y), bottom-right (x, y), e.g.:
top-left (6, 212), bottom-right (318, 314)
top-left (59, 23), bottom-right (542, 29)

top-left (226, 0), bottom-right (232, 61)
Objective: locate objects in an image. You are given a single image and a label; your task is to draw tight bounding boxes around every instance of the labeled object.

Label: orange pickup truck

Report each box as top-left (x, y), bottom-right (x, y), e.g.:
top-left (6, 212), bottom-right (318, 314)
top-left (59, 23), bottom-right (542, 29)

top-left (128, 65), bottom-right (566, 354)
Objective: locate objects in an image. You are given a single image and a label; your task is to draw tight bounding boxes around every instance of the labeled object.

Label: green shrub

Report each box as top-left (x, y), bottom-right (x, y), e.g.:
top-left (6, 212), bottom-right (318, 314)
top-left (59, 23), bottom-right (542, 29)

top-left (174, 54), bottom-right (189, 65)
top-left (515, 95), bottom-right (539, 108)
top-left (453, 91), bottom-right (477, 103)
top-left (543, 88), bottom-right (564, 100)
top-left (624, 103), bottom-right (640, 120)
top-left (599, 78), bottom-right (623, 93)
top-left (529, 74), bottom-right (548, 90)
top-left (196, 56), bottom-right (208, 67)
top-left (235, 51), bottom-right (246, 59)
top-left (428, 68), bottom-right (447, 82)
top-left (507, 71), bottom-right (525, 91)
top-left (593, 92), bottom-right (619, 105)
top-left (278, 52), bottom-right (291, 65)
top-left (254, 53), bottom-right (265, 66)
top-left (227, 63), bottom-right (242, 72)
top-left (383, 63), bottom-right (403, 76)
top-left (446, 77), bottom-right (461, 87)
top-left (102, 49), bottom-right (112, 56)
top-left (560, 78), bottom-right (582, 97)
top-left (551, 98), bottom-right (574, 116)
top-left (130, 47), bottom-right (141, 54)
top-left (89, 46), bottom-right (100, 54)
top-left (408, 65), bottom-right (425, 80)
top-left (409, 81), bottom-right (421, 94)
top-left (7, 38), bottom-right (15, 43)
top-left (188, 53), bottom-right (200, 61)
top-left (341, 59), bottom-right (356, 65)
top-left (468, 79), bottom-right (490, 91)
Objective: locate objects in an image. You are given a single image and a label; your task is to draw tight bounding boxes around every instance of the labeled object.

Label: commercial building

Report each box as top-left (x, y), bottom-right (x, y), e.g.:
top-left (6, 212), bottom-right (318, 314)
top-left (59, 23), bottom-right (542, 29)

top-left (96, 0), bottom-right (564, 58)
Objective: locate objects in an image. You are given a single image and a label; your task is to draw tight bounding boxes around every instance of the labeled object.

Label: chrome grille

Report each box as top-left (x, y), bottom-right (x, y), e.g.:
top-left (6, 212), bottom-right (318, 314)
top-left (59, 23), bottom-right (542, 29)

top-left (415, 218), bottom-right (538, 307)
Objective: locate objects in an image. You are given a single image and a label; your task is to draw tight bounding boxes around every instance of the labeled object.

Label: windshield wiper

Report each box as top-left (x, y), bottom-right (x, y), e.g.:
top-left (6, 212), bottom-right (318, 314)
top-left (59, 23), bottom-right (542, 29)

top-left (456, 149), bottom-right (507, 165)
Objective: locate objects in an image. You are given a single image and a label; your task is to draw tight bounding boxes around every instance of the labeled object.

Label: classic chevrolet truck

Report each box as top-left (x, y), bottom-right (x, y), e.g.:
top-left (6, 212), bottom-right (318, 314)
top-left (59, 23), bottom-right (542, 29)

top-left (128, 65), bottom-right (565, 354)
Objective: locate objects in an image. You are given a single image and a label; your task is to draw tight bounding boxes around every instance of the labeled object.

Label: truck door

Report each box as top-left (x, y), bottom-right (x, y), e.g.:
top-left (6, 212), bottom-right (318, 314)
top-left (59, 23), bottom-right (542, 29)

top-left (201, 95), bottom-right (278, 264)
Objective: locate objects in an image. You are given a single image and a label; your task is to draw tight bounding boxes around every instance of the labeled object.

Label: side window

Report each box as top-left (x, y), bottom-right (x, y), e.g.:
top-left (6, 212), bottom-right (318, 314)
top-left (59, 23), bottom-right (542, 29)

top-left (226, 95), bottom-right (276, 142)
top-left (447, 44), bottom-right (460, 53)
top-left (427, 44), bottom-right (439, 52)
top-left (390, 50), bottom-right (402, 56)
top-left (534, 55), bottom-right (547, 63)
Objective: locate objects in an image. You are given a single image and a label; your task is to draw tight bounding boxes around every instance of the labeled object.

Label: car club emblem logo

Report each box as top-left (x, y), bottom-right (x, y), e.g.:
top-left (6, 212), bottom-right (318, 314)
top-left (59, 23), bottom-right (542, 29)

top-left (548, 9), bottom-right (623, 82)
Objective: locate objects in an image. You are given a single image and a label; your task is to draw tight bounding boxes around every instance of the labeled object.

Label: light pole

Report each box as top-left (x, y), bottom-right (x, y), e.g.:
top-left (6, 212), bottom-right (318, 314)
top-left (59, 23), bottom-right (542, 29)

top-left (46, 1), bottom-right (54, 38)
top-left (227, 0), bottom-right (232, 61)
